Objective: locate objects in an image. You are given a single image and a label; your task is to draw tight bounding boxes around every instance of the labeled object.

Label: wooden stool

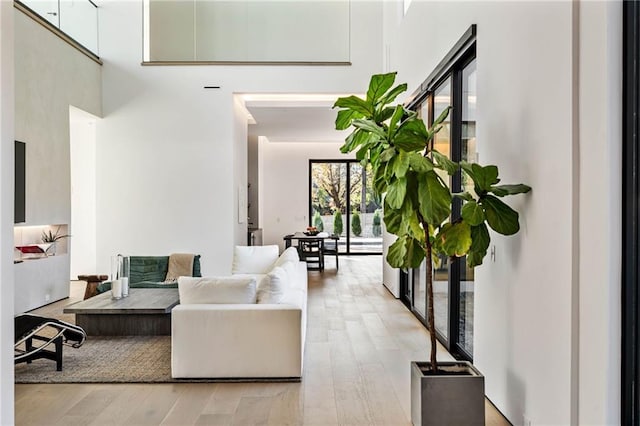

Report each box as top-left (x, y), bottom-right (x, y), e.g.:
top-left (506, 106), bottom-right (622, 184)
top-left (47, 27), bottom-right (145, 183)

top-left (78, 275), bottom-right (108, 300)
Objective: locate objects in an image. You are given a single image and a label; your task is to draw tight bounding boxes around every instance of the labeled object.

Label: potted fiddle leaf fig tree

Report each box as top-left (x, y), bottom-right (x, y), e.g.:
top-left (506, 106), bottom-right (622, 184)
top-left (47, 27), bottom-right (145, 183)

top-left (334, 72), bottom-right (531, 425)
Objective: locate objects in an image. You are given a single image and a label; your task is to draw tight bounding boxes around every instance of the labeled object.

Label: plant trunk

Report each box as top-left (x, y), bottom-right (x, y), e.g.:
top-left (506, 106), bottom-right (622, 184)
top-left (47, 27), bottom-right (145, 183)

top-left (424, 225), bottom-right (438, 373)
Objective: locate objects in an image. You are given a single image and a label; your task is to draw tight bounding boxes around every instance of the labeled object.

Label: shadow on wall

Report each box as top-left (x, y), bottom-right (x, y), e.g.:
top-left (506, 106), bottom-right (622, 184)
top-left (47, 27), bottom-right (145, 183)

top-left (101, 62), bottom-right (147, 116)
top-left (505, 368), bottom-right (527, 424)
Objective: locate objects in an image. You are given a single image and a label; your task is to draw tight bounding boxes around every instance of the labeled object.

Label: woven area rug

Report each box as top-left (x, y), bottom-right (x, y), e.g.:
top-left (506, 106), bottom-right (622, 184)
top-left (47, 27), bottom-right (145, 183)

top-left (15, 336), bottom-right (297, 384)
top-left (15, 336), bottom-right (175, 383)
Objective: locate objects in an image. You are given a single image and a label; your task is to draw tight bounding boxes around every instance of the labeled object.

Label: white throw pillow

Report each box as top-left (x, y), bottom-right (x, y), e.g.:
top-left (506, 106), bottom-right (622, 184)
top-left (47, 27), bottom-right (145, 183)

top-left (178, 276), bottom-right (257, 304)
top-left (232, 245), bottom-right (279, 274)
top-left (274, 246), bottom-right (300, 268)
top-left (257, 262), bottom-right (294, 304)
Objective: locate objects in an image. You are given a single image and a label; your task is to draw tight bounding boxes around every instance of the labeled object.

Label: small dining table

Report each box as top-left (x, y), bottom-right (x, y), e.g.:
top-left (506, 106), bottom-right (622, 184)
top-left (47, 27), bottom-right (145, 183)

top-left (283, 232), bottom-right (340, 271)
top-left (283, 232), bottom-right (338, 248)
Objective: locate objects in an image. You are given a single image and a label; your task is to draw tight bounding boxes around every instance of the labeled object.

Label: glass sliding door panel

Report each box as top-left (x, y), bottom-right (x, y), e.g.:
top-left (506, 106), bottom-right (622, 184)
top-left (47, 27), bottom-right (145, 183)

top-left (413, 260), bottom-right (427, 319)
top-left (348, 163), bottom-right (382, 253)
top-left (458, 59), bottom-right (477, 355)
top-left (432, 80), bottom-right (451, 340)
top-left (310, 162), bottom-right (347, 252)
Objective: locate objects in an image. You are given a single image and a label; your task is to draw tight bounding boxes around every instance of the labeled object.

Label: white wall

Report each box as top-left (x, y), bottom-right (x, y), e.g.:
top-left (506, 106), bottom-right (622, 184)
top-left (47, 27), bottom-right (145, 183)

top-left (247, 135), bottom-right (259, 228)
top-left (260, 140), bottom-right (354, 251)
top-left (14, 8), bottom-right (102, 311)
top-left (70, 106), bottom-right (98, 278)
top-left (96, 0), bottom-right (382, 275)
top-left (578, 1), bottom-right (621, 424)
top-left (383, 1), bottom-right (620, 424)
top-left (233, 97), bottom-right (249, 246)
top-left (15, 10), bottom-right (102, 227)
top-left (0, 0), bottom-right (14, 422)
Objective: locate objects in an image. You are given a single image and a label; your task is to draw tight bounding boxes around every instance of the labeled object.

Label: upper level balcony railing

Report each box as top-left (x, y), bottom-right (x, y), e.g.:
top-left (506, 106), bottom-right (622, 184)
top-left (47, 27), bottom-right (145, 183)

top-left (143, 0), bottom-right (350, 65)
top-left (17, 0), bottom-right (99, 58)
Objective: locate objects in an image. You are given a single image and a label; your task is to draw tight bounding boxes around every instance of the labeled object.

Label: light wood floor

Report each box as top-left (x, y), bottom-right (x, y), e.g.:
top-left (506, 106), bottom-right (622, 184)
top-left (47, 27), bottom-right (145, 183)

top-left (15, 256), bottom-right (509, 426)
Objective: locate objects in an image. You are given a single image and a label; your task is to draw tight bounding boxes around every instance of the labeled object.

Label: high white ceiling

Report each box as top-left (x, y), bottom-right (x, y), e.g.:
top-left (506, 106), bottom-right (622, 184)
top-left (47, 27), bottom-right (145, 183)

top-left (243, 94), bottom-right (360, 143)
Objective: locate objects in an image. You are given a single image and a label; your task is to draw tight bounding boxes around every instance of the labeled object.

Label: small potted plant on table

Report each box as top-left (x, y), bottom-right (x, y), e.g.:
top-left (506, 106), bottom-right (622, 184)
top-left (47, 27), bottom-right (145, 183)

top-left (41, 226), bottom-right (70, 256)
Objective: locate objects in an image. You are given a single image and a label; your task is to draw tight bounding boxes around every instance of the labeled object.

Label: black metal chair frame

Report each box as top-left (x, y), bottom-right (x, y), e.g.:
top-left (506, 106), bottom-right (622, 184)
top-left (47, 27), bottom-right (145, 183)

top-left (322, 237), bottom-right (339, 270)
top-left (15, 314), bottom-right (87, 371)
top-left (298, 238), bottom-right (324, 271)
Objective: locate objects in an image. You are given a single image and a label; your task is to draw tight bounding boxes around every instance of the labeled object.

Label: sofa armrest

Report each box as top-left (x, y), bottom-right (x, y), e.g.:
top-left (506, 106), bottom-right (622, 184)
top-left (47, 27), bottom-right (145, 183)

top-left (171, 304), bottom-right (304, 379)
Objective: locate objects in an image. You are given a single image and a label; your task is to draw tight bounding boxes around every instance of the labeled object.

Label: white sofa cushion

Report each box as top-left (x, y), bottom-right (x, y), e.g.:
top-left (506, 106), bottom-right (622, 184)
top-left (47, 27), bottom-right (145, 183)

top-left (274, 246), bottom-right (300, 268)
top-left (232, 245), bottom-right (279, 274)
top-left (257, 262), bottom-right (294, 304)
top-left (178, 276), bottom-right (257, 304)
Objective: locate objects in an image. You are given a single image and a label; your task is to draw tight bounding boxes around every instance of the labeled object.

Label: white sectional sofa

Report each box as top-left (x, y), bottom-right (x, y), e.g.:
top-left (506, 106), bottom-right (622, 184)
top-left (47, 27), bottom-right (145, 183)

top-left (171, 246), bottom-right (307, 379)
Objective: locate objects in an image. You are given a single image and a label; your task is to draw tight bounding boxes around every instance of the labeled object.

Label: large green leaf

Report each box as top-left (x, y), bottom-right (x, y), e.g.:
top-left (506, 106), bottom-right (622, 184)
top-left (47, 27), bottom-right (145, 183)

top-left (490, 184), bottom-right (532, 197)
top-left (387, 237), bottom-right (407, 268)
top-left (408, 153), bottom-right (434, 173)
top-left (353, 119), bottom-right (387, 139)
top-left (386, 177), bottom-right (407, 209)
top-left (460, 161), bottom-right (475, 180)
top-left (380, 83), bottom-right (408, 105)
top-left (405, 171), bottom-right (420, 206)
top-left (481, 195), bottom-right (520, 235)
top-left (472, 164), bottom-right (500, 191)
top-left (437, 222), bottom-right (472, 257)
top-left (356, 144), bottom-right (369, 161)
top-left (394, 118), bottom-right (429, 151)
top-left (418, 171), bottom-right (451, 225)
top-left (333, 95), bottom-right (372, 115)
top-left (340, 128), bottom-right (368, 153)
top-left (380, 147), bottom-right (396, 163)
top-left (376, 106), bottom-right (396, 124)
top-left (432, 106), bottom-right (451, 127)
top-left (383, 201), bottom-right (403, 234)
top-left (467, 223), bottom-right (490, 267)
top-left (431, 150), bottom-right (458, 175)
top-left (369, 145), bottom-right (383, 169)
top-left (453, 191), bottom-right (474, 202)
top-left (388, 105), bottom-right (405, 136)
top-left (398, 117), bottom-right (429, 139)
top-left (387, 236), bottom-right (426, 269)
top-left (395, 132), bottom-right (427, 152)
top-left (405, 237), bottom-right (426, 268)
top-left (406, 210), bottom-right (424, 241)
top-left (367, 72), bottom-right (397, 104)
top-left (461, 200), bottom-right (485, 226)
top-left (374, 166), bottom-right (389, 194)
top-left (393, 151), bottom-right (410, 178)
top-left (336, 109), bottom-right (362, 130)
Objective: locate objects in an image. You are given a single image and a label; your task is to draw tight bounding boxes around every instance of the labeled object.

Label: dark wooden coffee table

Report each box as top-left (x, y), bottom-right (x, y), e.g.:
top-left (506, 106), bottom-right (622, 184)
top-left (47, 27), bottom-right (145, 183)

top-left (63, 288), bottom-right (179, 336)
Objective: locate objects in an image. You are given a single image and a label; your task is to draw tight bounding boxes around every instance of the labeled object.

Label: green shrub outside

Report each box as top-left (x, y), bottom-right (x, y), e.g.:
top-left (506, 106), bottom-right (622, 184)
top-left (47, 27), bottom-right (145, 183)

top-left (313, 211), bottom-right (324, 231)
top-left (372, 210), bottom-right (382, 237)
top-left (333, 211), bottom-right (343, 236)
top-left (352, 211), bottom-right (362, 236)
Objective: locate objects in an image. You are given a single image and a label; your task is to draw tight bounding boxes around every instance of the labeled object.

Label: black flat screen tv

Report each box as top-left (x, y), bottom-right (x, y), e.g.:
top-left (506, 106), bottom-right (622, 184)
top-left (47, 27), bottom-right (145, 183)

top-left (15, 141), bottom-right (25, 223)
